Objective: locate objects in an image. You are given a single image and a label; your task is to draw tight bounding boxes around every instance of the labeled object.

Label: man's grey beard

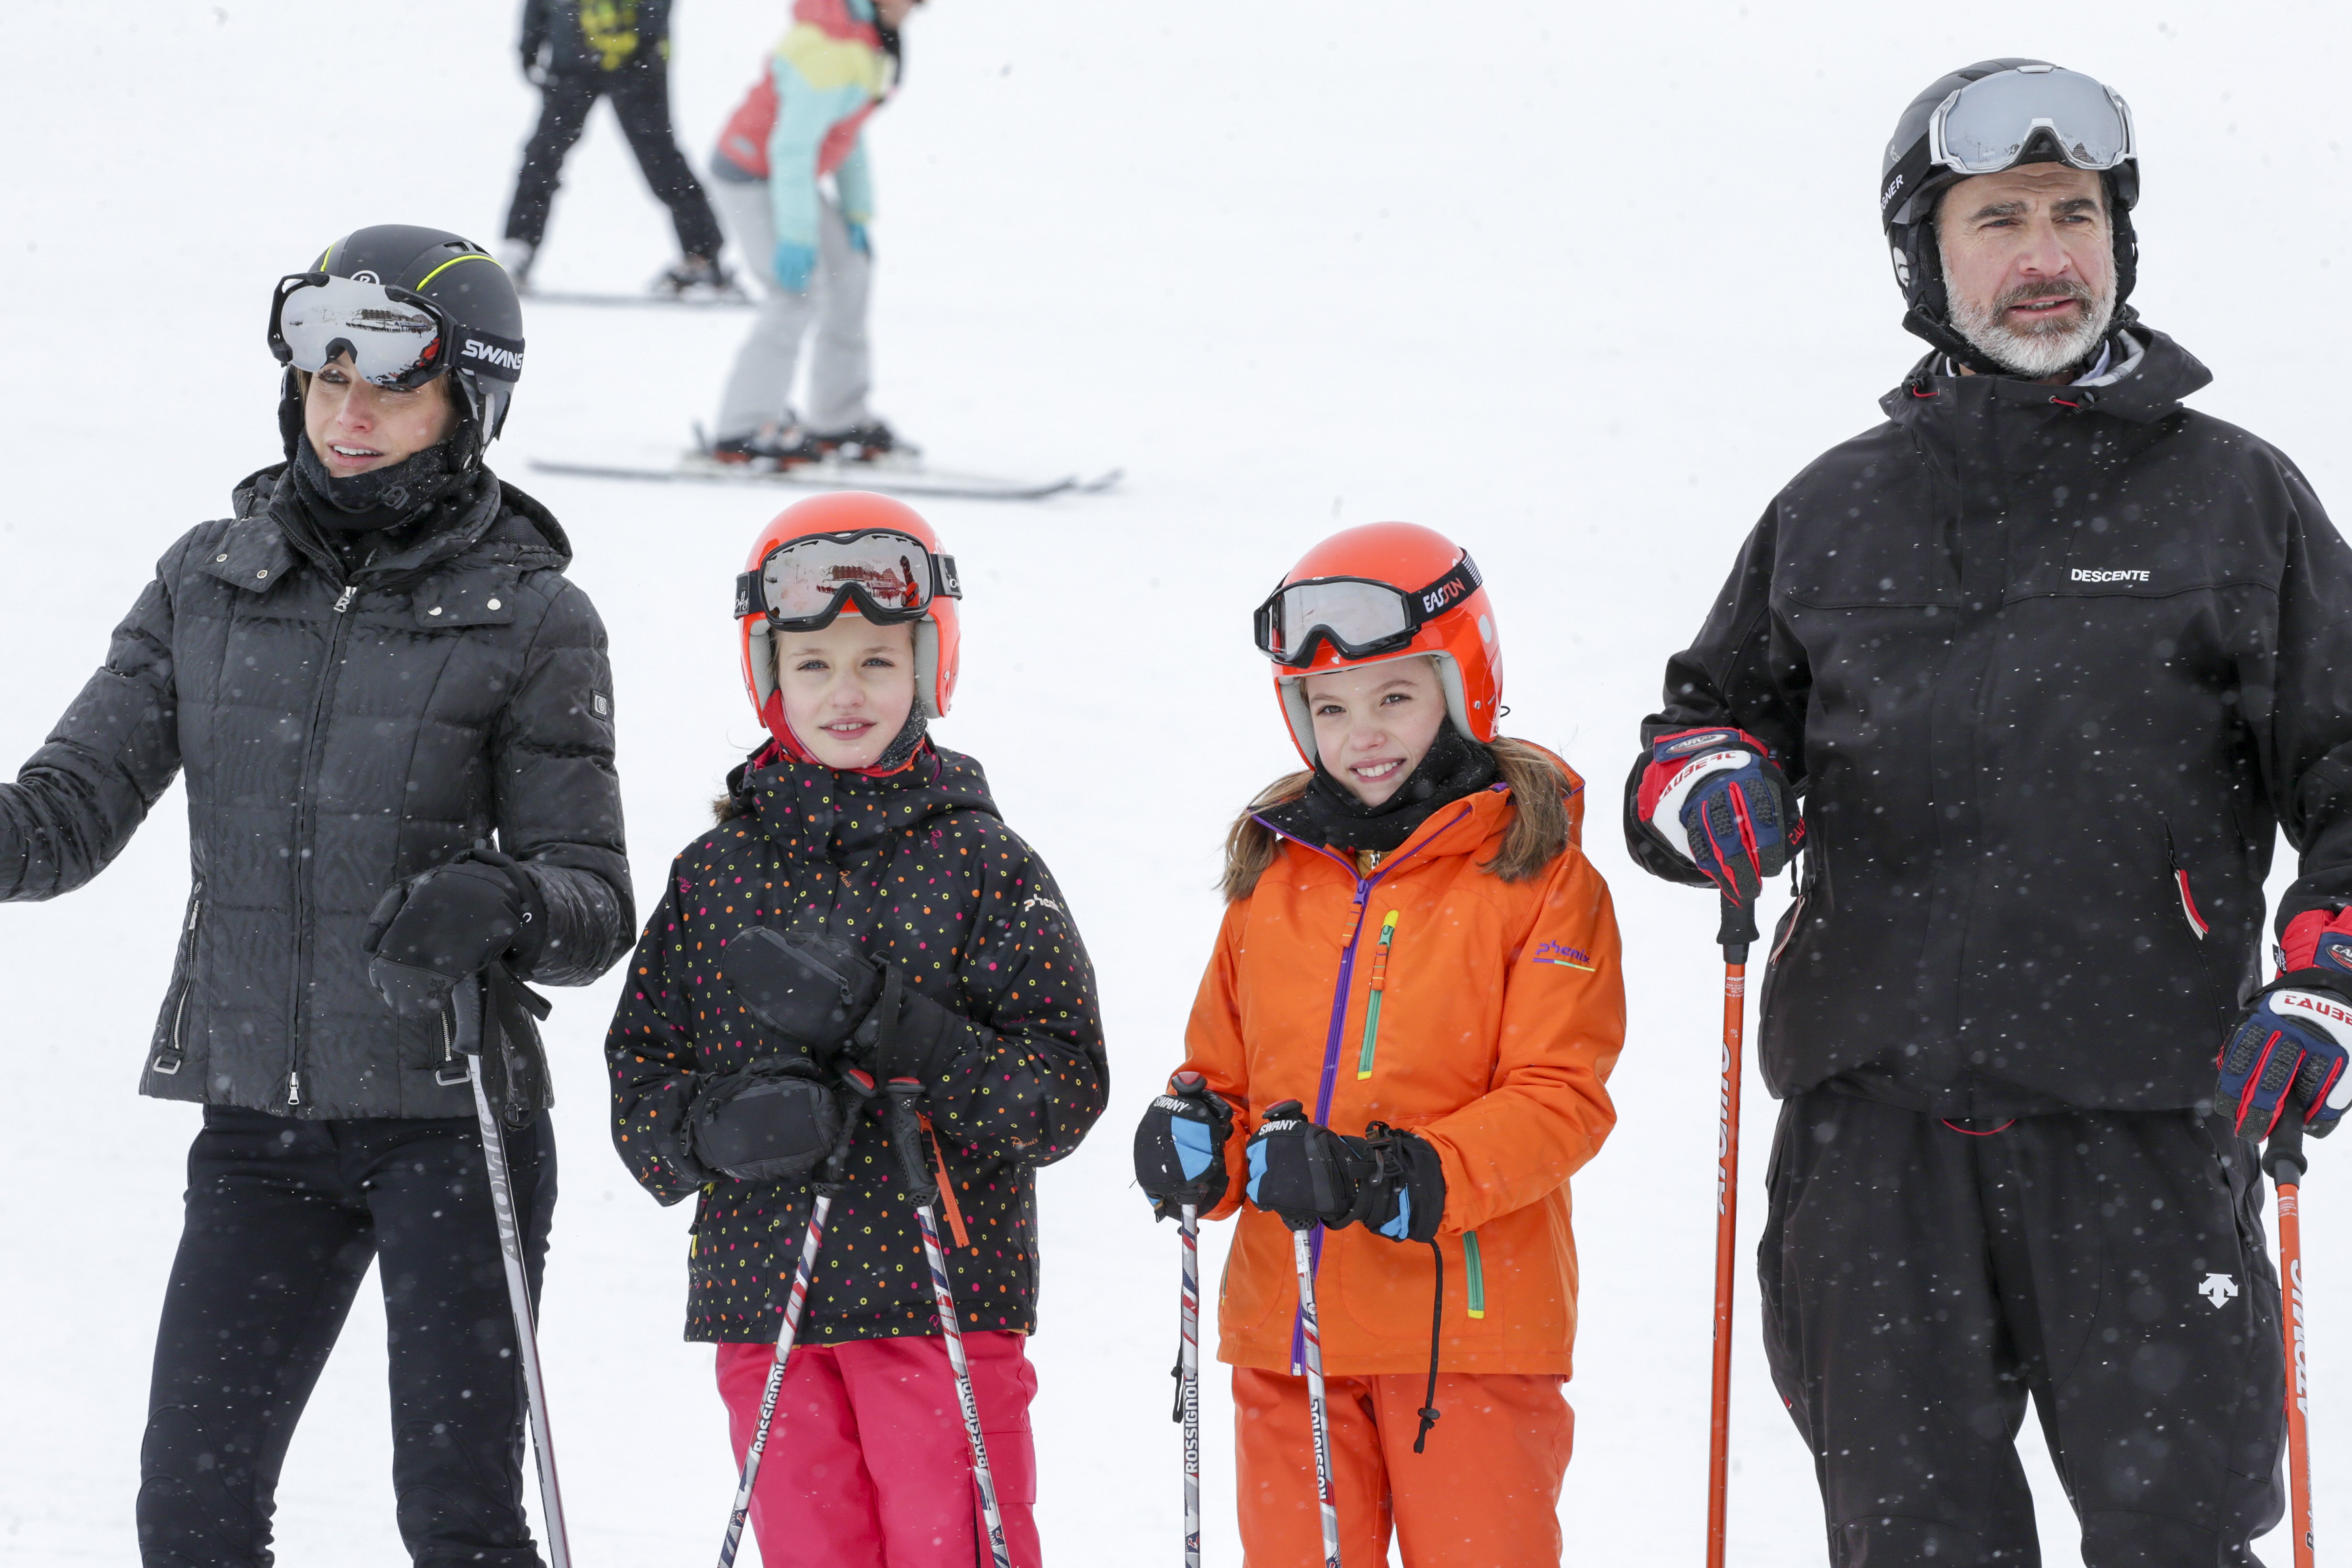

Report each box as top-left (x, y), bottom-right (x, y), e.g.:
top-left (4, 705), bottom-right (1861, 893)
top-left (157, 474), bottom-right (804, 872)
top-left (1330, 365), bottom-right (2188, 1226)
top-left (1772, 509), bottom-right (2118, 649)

top-left (1944, 272), bottom-right (2116, 378)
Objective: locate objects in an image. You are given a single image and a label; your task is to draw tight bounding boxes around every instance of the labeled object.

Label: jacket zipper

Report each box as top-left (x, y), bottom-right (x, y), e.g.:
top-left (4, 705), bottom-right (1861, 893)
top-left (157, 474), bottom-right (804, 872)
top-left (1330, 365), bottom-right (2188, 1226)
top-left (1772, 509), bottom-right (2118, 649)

top-left (1255, 805), bottom-right (1470, 1370)
top-left (155, 888), bottom-right (205, 1074)
top-left (1462, 1230), bottom-right (1486, 1319)
top-left (2162, 822), bottom-right (2211, 941)
top-left (286, 582), bottom-right (357, 1109)
top-left (1355, 911), bottom-right (1400, 1080)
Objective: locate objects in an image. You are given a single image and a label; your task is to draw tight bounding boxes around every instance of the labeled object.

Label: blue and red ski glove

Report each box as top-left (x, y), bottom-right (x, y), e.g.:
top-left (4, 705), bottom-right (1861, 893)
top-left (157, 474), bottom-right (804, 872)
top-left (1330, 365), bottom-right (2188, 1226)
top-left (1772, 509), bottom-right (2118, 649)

top-left (1635, 727), bottom-right (1802, 908)
top-left (1133, 1070), bottom-right (1236, 1221)
top-left (1244, 1101), bottom-right (1443, 1241)
top-left (2217, 906), bottom-right (2352, 1139)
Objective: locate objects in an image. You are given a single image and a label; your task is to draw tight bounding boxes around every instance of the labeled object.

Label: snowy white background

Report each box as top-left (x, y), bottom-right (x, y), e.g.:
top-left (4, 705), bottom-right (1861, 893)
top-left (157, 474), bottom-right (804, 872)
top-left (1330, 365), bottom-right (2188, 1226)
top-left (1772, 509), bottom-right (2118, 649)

top-left (2, 2), bottom-right (2347, 1563)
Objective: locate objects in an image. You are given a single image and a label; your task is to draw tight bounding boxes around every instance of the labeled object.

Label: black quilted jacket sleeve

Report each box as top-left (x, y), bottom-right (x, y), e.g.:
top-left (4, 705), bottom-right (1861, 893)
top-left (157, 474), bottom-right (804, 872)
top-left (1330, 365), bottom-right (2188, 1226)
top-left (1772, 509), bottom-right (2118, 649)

top-left (496, 576), bottom-right (633, 986)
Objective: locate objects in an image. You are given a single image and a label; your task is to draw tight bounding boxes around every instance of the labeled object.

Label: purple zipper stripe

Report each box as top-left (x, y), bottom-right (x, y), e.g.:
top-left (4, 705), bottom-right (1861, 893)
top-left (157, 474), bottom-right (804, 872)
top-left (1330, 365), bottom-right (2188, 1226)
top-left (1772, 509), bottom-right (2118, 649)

top-left (1253, 804), bottom-right (1471, 1371)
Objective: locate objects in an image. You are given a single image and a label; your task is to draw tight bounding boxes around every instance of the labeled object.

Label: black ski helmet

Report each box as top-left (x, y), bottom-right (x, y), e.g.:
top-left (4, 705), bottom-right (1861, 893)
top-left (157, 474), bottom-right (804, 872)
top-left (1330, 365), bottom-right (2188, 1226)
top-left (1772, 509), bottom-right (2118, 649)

top-left (1880, 59), bottom-right (2140, 367)
top-left (270, 224), bottom-right (525, 466)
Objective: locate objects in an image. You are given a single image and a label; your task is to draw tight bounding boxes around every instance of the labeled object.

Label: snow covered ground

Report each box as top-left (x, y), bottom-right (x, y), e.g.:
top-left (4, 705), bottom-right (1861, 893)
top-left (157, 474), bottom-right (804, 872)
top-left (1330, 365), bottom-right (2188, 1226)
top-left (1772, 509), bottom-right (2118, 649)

top-left (4, 2), bottom-right (2349, 1562)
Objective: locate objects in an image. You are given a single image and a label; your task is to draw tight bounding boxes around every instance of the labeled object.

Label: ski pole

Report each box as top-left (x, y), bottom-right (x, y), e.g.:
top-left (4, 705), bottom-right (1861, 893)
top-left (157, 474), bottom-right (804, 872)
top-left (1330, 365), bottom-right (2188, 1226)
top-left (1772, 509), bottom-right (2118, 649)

top-left (452, 974), bottom-right (572, 1568)
top-left (1290, 1222), bottom-right (1343, 1568)
top-left (1707, 895), bottom-right (1758, 1568)
top-left (885, 1079), bottom-right (1015, 1568)
top-left (2264, 1114), bottom-right (2315, 1568)
top-left (714, 1087), bottom-right (860, 1568)
top-left (1179, 1202), bottom-right (1202, 1568)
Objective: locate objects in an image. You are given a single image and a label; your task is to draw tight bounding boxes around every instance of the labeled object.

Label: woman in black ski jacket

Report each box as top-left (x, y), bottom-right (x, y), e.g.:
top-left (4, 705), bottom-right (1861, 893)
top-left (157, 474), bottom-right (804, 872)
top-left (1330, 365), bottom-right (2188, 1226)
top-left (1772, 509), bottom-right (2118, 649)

top-left (0, 227), bottom-right (631, 1566)
top-left (607, 491), bottom-right (1104, 1568)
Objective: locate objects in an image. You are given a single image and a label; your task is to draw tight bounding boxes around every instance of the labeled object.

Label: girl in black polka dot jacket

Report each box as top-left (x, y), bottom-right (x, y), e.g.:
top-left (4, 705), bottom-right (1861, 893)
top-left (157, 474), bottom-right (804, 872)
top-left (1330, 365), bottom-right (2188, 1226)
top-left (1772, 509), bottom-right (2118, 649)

top-left (605, 493), bottom-right (1105, 1564)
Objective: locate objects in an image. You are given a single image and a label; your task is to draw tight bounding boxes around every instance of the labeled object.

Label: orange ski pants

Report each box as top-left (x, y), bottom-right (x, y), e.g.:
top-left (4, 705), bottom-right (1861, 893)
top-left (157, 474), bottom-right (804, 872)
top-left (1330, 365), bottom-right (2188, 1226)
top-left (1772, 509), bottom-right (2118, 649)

top-left (1234, 1366), bottom-right (1573, 1567)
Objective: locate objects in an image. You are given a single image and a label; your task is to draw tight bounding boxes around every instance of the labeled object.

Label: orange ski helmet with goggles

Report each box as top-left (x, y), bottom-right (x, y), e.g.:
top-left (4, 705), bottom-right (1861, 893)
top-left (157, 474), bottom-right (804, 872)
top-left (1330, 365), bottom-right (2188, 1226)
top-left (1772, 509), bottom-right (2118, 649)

top-left (735, 492), bottom-right (962, 751)
top-left (1253, 521), bottom-right (1501, 768)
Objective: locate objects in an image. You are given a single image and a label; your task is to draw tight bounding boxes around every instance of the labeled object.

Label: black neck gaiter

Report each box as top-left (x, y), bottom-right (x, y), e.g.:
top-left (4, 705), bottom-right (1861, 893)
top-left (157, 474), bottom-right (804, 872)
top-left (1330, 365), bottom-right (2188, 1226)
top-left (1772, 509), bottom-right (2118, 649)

top-left (1261, 720), bottom-right (1497, 855)
top-left (291, 437), bottom-right (466, 534)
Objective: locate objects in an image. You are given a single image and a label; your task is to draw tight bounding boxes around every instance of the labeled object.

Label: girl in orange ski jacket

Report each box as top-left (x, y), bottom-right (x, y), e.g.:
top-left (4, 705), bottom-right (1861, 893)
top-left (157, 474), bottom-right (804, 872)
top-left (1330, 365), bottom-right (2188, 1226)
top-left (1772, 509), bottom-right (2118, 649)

top-left (1135, 522), bottom-right (1625, 1567)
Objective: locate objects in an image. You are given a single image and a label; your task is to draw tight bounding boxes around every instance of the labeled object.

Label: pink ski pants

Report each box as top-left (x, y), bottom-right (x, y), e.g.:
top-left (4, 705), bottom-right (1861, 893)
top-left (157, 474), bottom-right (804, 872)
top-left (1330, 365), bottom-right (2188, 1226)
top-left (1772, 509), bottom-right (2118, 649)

top-left (716, 1332), bottom-right (1041, 1568)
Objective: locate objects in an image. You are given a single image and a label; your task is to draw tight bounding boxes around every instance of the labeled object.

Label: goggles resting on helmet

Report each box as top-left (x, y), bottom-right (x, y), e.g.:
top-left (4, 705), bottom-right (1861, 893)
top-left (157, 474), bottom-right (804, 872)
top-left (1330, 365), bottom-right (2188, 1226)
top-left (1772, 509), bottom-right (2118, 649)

top-left (1254, 554), bottom-right (1483, 667)
top-left (1927, 64), bottom-right (2135, 178)
top-left (734, 528), bottom-right (962, 631)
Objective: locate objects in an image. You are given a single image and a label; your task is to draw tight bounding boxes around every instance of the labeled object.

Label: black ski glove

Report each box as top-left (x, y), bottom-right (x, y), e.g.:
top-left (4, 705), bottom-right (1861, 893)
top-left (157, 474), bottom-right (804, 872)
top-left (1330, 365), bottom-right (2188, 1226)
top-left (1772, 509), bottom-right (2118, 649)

top-left (364, 852), bottom-right (543, 1017)
top-left (721, 928), bottom-right (964, 1086)
top-left (1134, 1070), bottom-right (1237, 1221)
top-left (688, 1058), bottom-right (844, 1184)
top-left (1243, 1100), bottom-right (1445, 1241)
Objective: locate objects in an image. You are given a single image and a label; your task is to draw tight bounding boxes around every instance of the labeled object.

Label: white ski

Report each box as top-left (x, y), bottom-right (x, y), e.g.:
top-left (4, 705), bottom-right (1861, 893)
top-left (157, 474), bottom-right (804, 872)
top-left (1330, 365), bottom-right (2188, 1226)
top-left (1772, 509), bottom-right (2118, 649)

top-left (519, 289), bottom-right (754, 310)
top-left (529, 452), bottom-right (1122, 503)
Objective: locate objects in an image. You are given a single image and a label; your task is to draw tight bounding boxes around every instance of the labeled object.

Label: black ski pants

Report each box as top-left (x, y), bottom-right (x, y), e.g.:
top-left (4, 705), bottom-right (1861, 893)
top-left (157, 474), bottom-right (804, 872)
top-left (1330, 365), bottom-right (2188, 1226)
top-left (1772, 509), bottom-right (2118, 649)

top-left (1759, 1090), bottom-right (2286, 1566)
top-left (504, 61), bottom-right (724, 259)
top-left (136, 1107), bottom-right (556, 1568)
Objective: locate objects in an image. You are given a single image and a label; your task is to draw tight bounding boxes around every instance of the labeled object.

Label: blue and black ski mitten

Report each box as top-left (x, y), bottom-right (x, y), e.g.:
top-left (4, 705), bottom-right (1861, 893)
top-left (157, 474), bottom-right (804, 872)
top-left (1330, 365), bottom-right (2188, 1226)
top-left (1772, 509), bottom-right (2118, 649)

top-left (1244, 1100), bottom-right (1444, 1241)
top-left (1134, 1070), bottom-right (1236, 1221)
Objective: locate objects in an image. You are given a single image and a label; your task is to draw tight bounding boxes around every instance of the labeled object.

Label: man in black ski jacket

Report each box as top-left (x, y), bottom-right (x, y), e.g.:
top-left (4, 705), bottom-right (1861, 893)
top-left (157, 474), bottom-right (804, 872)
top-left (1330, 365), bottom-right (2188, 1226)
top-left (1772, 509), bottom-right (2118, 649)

top-left (1626, 62), bottom-right (2349, 1565)
top-left (504, 0), bottom-right (729, 294)
top-left (0, 227), bottom-right (632, 1567)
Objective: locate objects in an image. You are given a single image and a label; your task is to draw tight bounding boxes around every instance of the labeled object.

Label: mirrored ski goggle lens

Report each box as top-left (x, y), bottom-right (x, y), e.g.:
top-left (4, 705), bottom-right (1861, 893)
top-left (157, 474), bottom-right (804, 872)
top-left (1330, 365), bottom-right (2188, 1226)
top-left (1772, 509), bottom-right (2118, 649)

top-left (761, 533), bottom-right (933, 620)
top-left (277, 275), bottom-right (445, 387)
top-left (1938, 68), bottom-right (2131, 174)
top-left (1266, 579), bottom-right (1412, 660)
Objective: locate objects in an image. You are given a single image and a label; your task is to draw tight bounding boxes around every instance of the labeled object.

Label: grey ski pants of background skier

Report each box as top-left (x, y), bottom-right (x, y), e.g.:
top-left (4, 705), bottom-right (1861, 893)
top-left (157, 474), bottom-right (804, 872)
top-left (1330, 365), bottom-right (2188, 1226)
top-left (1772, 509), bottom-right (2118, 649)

top-left (710, 174), bottom-right (874, 441)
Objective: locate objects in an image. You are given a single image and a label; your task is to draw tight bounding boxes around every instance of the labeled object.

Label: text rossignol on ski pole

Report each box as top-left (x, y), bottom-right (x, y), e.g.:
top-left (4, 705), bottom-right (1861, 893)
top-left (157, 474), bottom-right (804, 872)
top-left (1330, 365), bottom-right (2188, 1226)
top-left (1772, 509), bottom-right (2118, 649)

top-left (2264, 1115), bottom-right (2316, 1568)
top-left (1178, 1202), bottom-right (1202, 1568)
top-left (714, 1077), bottom-right (862, 1568)
top-left (1291, 1223), bottom-right (1343, 1568)
top-left (452, 974), bottom-right (572, 1568)
top-left (886, 1078), bottom-right (1015, 1568)
top-left (1708, 895), bottom-right (1758, 1568)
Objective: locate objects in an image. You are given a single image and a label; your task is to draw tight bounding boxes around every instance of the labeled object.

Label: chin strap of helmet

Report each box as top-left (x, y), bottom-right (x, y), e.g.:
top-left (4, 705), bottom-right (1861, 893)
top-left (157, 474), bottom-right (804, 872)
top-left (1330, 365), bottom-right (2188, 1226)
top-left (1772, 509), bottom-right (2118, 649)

top-left (757, 688), bottom-right (929, 778)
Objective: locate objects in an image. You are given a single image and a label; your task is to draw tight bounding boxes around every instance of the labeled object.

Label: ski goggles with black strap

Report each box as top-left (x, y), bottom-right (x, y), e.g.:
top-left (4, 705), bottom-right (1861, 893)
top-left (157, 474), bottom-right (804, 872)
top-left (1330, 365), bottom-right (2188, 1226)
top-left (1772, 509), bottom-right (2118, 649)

top-left (735, 529), bottom-right (962, 631)
top-left (268, 272), bottom-right (524, 390)
top-left (1253, 555), bottom-right (1481, 667)
top-left (1884, 65), bottom-right (2136, 224)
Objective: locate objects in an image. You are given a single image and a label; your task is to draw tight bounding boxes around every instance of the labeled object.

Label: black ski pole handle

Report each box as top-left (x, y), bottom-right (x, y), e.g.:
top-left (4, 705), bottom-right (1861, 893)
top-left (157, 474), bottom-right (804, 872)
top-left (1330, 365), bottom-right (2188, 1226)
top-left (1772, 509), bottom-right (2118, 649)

top-left (884, 1078), bottom-right (939, 1205)
top-left (1717, 894), bottom-right (1760, 965)
top-left (2265, 1112), bottom-right (2309, 1188)
top-left (450, 974), bottom-right (485, 1057)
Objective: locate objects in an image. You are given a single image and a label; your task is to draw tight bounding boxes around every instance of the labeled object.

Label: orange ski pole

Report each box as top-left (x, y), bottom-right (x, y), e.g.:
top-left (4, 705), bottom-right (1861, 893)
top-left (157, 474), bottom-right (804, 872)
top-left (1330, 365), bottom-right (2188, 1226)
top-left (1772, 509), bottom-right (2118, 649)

top-left (2264, 1114), bottom-right (2315, 1568)
top-left (1708, 895), bottom-right (1758, 1568)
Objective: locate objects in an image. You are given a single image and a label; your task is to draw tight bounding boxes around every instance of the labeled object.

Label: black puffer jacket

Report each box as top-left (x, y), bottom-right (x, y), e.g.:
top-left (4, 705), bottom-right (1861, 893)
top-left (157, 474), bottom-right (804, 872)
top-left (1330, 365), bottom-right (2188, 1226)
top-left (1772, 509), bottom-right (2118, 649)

top-left (0, 465), bottom-right (632, 1116)
top-left (607, 744), bottom-right (1106, 1344)
top-left (1627, 328), bottom-right (2352, 1118)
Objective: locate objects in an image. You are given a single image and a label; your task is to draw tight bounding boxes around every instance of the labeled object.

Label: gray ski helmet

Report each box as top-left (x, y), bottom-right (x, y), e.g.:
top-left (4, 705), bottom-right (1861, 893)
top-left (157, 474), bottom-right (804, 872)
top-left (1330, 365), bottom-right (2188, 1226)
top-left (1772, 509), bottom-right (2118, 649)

top-left (270, 224), bottom-right (525, 466)
top-left (1879, 60), bottom-right (2140, 365)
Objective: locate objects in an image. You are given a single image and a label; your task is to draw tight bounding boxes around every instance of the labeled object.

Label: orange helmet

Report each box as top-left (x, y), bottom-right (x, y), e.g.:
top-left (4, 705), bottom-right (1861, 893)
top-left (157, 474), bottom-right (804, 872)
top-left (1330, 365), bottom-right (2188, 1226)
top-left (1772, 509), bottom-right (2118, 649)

top-left (1252, 521), bottom-right (1501, 769)
top-left (735, 492), bottom-right (962, 752)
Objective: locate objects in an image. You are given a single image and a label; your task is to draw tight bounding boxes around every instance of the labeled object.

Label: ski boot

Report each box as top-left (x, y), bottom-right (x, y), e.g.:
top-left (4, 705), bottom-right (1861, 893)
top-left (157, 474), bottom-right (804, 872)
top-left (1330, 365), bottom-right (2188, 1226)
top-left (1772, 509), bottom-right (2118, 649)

top-left (651, 254), bottom-right (745, 303)
top-left (808, 420), bottom-right (918, 465)
top-left (709, 423), bottom-right (823, 469)
top-left (499, 239), bottom-right (537, 290)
